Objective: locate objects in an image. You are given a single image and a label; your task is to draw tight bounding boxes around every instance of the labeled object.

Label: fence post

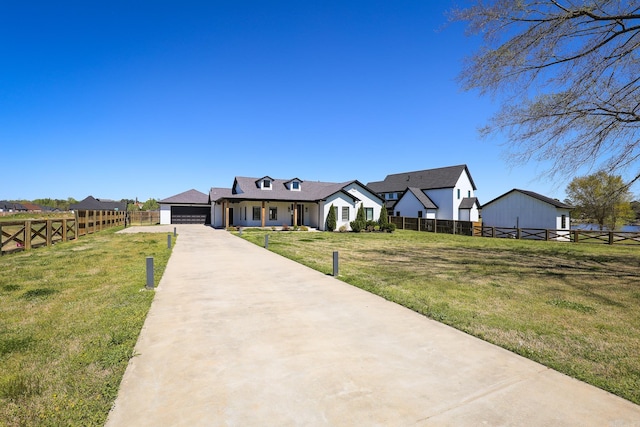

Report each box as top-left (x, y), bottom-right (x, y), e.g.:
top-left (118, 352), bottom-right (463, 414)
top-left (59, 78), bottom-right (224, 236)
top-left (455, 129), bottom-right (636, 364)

top-left (46, 220), bottom-right (52, 246)
top-left (517, 228), bottom-right (521, 239)
top-left (25, 220), bottom-right (32, 250)
top-left (573, 230), bottom-right (579, 243)
top-left (146, 257), bottom-right (154, 289)
top-left (75, 210), bottom-right (79, 238)
top-left (545, 229), bottom-right (549, 241)
top-left (492, 227), bottom-right (495, 238)
top-left (434, 219), bottom-right (438, 234)
top-left (609, 232), bottom-right (614, 245)
top-left (333, 251), bottom-right (339, 277)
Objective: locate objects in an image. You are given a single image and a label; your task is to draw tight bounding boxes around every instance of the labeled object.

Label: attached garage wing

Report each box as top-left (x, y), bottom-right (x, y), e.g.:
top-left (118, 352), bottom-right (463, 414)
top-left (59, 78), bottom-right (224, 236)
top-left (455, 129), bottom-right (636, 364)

top-left (170, 206), bottom-right (211, 224)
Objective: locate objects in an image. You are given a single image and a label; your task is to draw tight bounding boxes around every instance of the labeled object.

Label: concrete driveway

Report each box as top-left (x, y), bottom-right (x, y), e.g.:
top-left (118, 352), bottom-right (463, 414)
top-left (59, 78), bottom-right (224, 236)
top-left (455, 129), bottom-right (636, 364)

top-left (107, 225), bottom-right (640, 426)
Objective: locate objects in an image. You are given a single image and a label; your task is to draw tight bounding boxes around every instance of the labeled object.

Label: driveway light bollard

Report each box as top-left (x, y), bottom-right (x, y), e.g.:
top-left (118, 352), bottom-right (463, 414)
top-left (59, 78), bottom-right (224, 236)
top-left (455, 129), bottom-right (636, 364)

top-left (239, 227), bottom-right (242, 236)
top-left (146, 257), bottom-right (154, 289)
top-left (167, 233), bottom-right (172, 249)
top-left (265, 234), bottom-right (269, 249)
top-left (174, 227), bottom-right (177, 237)
top-left (333, 251), bottom-right (339, 277)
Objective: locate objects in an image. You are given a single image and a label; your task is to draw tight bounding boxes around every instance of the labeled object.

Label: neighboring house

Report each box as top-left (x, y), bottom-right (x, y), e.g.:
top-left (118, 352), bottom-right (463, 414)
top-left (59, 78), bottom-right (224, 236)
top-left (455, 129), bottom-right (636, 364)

top-left (0, 201), bottom-right (27, 213)
top-left (210, 176), bottom-right (384, 231)
top-left (159, 189), bottom-right (211, 224)
top-left (21, 202), bottom-right (44, 212)
top-left (480, 189), bottom-right (572, 233)
top-left (367, 164), bottom-right (480, 221)
top-left (70, 196), bottom-right (127, 212)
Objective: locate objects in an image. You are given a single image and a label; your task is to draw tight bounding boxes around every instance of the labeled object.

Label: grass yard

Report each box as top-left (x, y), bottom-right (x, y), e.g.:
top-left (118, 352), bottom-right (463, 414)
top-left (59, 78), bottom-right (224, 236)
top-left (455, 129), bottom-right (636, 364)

top-left (0, 228), bottom-right (172, 426)
top-left (236, 228), bottom-right (640, 405)
top-left (0, 213), bottom-right (74, 222)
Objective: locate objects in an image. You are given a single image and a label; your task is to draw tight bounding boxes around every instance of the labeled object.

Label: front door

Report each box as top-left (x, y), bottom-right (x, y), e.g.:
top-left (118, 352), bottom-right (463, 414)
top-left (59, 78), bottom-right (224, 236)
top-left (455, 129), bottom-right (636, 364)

top-left (296, 204), bottom-right (304, 226)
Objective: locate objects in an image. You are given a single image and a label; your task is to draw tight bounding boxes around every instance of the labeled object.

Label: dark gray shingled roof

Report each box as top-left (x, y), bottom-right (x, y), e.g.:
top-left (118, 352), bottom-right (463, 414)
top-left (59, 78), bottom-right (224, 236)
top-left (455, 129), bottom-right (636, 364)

top-left (459, 197), bottom-right (479, 209)
top-left (482, 189), bottom-right (573, 209)
top-left (70, 196), bottom-right (127, 211)
top-left (159, 189), bottom-right (209, 204)
top-left (0, 201), bottom-right (27, 211)
top-left (213, 176), bottom-right (382, 203)
top-left (367, 164), bottom-right (477, 193)
top-left (406, 187), bottom-right (438, 209)
top-left (208, 187), bottom-right (234, 201)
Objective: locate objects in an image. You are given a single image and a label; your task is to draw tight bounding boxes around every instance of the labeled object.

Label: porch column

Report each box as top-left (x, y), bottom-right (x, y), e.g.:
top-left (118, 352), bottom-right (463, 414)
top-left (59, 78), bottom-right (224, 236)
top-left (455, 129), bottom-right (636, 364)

top-left (224, 201), bottom-right (229, 229)
top-left (261, 201), bottom-right (266, 227)
top-left (293, 203), bottom-right (298, 226)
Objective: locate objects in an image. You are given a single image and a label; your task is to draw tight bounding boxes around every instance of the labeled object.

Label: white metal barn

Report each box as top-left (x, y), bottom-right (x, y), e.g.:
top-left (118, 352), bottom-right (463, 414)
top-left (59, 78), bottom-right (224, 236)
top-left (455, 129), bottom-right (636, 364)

top-left (481, 189), bottom-right (572, 231)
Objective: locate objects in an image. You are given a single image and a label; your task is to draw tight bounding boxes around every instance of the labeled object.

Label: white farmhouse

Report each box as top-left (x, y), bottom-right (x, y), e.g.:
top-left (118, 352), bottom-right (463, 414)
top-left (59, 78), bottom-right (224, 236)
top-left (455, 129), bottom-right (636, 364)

top-left (367, 164), bottom-right (480, 221)
top-left (481, 189), bottom-right (572, 231)
top-left (210, 176), bottom-right (384, 231)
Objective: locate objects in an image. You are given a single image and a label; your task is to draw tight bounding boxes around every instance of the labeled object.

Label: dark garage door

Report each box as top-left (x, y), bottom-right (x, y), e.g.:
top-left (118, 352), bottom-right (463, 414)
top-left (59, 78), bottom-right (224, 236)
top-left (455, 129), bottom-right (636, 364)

top-left (170, 206), bottom-right (211, 224)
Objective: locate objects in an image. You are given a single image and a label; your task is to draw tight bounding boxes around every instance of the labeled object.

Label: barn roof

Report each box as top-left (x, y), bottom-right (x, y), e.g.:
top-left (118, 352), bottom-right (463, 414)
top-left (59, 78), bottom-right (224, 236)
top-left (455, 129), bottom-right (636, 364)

top-left (482, 189), bottom-right (572, 209)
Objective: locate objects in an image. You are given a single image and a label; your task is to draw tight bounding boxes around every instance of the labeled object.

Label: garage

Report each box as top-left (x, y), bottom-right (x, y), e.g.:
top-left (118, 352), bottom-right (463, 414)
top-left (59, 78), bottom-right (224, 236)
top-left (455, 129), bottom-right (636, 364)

top-left (170, 206), bottom-right (211, 224)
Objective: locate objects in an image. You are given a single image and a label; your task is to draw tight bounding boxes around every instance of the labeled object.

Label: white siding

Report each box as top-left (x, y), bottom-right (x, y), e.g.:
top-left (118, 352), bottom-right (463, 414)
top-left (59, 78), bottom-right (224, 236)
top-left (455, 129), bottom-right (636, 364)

top-left (344, 182), bottom-right (383, 222)
top-left (394, 192), bottom-right (422, 218)
top-left (424, 188), bottom-right (451, 220)
top-left (394, 191), bottom-right (436, 219)
top-left (454, 173), bottom-right (475, 221)
top-left (324, 193), bottom-right (356, 231)
top-left (320, 183), bottom-right (383, 231)
top-left (482, 192), bottom-right (567, 230)
top-left (211, 202), bottom-right (224, 228)
top-left (160, 204), bottom-right (171, 225)
top-left (459, 203), bottom-right (480, 222)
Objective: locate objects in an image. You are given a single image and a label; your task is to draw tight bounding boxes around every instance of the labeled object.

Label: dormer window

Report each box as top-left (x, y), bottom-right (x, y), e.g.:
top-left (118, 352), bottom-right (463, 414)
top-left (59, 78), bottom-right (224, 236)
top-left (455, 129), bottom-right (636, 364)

top-left (286, 178), bottom-right (302, 191)
top-left (263, 179), bottom-right (271, 189)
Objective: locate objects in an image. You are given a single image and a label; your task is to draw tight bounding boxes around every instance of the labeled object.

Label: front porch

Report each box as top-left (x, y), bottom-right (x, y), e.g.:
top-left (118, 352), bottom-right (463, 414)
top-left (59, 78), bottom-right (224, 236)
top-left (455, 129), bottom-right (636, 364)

top-left (213, 200), bottom-right (320, 229)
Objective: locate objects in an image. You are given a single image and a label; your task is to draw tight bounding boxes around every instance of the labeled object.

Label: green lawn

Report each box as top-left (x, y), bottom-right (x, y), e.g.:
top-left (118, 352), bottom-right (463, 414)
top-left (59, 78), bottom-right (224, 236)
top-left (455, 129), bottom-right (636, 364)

top-left (236, 228), bottom-right (640, 405)
top-left (0, 228), bottom-right (172, 426)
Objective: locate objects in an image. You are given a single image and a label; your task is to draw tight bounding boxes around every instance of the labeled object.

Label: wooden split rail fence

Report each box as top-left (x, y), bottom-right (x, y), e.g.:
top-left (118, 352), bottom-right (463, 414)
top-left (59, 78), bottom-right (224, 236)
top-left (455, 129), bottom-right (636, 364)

top-left (389, 216), bottom-right (640, 245)
top-left (474, 225), bottom-right (640, 245)
top-left (0, 210), bottom-right (127, 255)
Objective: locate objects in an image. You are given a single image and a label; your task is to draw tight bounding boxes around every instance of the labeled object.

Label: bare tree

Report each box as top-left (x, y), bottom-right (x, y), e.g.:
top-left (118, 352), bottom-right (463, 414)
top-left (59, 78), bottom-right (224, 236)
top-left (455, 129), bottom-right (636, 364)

top-left (451, 1), bottom-right (640, 186)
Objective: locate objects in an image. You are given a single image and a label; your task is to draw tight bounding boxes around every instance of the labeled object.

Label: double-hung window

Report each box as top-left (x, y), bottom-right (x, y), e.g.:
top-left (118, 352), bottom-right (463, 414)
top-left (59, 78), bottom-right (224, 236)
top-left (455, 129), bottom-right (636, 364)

top-left (365, 208), bottom-right (373, 221)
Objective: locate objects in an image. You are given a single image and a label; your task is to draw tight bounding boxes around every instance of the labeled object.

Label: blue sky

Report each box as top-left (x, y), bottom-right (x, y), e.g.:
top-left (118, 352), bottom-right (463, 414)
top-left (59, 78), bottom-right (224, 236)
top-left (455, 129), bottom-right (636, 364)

top-left (0, 1), bottom-right (606, 204)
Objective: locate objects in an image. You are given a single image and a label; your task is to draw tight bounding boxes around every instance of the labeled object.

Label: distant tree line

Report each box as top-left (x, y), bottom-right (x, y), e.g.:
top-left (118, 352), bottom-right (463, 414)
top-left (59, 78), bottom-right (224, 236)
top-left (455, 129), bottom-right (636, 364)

top-left (29, 198), bottom-right (78, 211)
top-left (125, 199), bottom-right (159, 211)
top-left (8, 197), bottom-right (160, 212)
